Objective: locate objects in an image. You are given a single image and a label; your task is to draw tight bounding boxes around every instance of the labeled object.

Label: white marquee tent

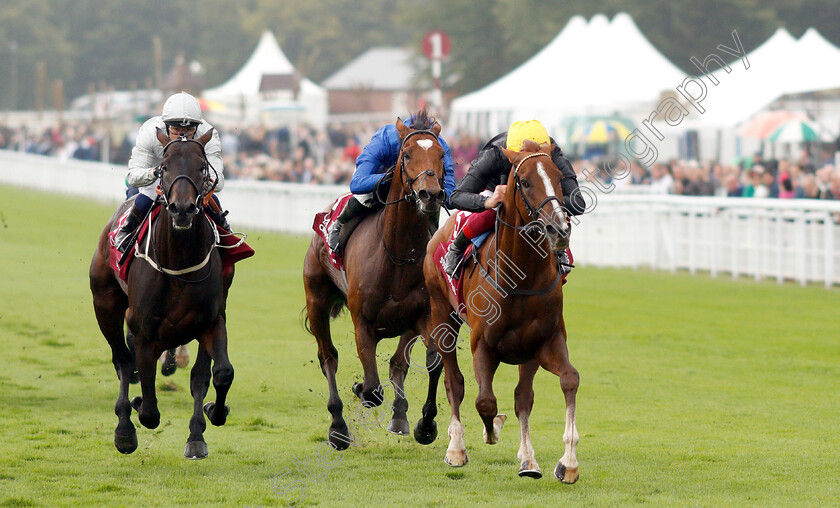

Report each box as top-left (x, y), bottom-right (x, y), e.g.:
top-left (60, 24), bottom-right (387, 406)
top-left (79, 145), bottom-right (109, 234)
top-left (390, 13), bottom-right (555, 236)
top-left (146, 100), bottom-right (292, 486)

top-left (202, 31), bottom-right (328, 127)
top-left (449, 13), bottom-right (687, 137)
top-left (689, 27), bottom-right (840, 128)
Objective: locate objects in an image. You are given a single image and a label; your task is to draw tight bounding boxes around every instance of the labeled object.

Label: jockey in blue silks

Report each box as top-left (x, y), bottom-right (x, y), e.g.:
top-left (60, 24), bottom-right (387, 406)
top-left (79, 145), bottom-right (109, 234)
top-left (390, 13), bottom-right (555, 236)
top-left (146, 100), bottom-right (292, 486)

top-left (327, 112), bottom-right (456, 253)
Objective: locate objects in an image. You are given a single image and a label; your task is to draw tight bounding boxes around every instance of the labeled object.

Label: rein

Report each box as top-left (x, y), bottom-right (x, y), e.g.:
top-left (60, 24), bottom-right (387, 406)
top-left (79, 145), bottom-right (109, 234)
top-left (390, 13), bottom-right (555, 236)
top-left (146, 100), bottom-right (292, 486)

top-left (134, 137), bottom-right (223, 282)
top-left (474, 152), bottom-right (567, 296)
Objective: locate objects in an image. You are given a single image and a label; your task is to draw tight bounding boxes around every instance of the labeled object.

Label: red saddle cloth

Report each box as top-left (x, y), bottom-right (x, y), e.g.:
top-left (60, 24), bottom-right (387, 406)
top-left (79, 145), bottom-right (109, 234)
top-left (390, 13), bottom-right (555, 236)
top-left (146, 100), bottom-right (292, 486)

top-left (312, 193), bottom-right (353, 271)
top-left (432, 211), bottom-right (573, 311)
top-left (108, 206), bottom-right (254, 281)
top-left (432, 211), bottom-right (478, 310)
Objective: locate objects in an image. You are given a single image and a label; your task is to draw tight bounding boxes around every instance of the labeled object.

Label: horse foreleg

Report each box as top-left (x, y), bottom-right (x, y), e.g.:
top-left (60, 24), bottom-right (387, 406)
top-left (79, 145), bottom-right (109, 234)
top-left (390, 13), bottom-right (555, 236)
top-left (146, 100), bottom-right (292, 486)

top-left (185, 345), bottom-right (212, 459)
top-left (385, 332), bottom-right (413, 435)
top-left (202, 319), bottom-right (233, 427)
top-left (413, 337), bottom-right (442, 445)
top-left (538, 329), bottom-right (580, 484)
top-left (92, 284), bottom-right (137, 453)
top-left (132, 338), bottom-right (161, 430)
top-left (515, 359), bottom-right (541, 478)
top-left (473, 342), bottom-right (505, 445)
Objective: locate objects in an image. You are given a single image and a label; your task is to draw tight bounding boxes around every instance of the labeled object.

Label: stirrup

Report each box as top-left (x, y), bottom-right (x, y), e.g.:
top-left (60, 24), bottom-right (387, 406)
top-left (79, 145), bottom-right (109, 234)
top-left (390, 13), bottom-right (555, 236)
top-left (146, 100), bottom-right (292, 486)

top-left (443, 247), bottom-right (462, 278)
top-left (327, 222), bottom-right (342, 253)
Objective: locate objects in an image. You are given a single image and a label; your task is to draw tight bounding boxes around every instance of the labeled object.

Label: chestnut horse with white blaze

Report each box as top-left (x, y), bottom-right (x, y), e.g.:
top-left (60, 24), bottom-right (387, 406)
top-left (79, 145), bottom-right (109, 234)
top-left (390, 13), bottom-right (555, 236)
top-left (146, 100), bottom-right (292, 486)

top-left (423, 140), bottom-right (580, 482)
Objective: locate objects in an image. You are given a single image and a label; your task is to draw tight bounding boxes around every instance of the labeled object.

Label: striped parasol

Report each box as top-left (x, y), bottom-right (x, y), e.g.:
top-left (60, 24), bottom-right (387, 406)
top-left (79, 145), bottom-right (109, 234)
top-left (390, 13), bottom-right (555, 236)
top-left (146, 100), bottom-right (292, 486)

top-left (570, 119), bottom-right (633, 144)
top-left (766, 119), bottom-right (826, 143)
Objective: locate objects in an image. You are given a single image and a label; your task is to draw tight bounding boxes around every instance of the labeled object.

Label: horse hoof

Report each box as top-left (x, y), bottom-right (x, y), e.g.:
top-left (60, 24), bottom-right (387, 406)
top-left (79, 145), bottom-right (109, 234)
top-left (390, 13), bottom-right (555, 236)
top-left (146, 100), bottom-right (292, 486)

top-left (387, 418), bottom-right (410, 436)
top-left (328, 424), bottom-right (352, 451)
top-left (114, 431), bottom-right (138, 454)
top-left (554, 463), bottom-right (579, 484)
top-left (482, 414), bottom-right (507, 445)
top-left (444, 450), bottom-right (468, 467)
top-left (413, 419), bottom-right (438, 445)
top-left (160, 358), bottom-right (177, 376)
top-left (519, 463), bottom-right (543, 479)
top-left (138, 412), bottom-right (160, 430)
top-left (203, 402), bottom-right (230, 426)
top-left (184, 441), bottom-right (208, 460)
top-left (130, 396), bottom-right (142, 411)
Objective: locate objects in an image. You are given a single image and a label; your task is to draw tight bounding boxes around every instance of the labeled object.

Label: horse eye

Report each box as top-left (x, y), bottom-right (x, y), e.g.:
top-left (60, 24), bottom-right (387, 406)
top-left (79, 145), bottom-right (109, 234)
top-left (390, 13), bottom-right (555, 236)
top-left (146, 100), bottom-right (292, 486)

top-left (521, 179), bottom-right (531, 189)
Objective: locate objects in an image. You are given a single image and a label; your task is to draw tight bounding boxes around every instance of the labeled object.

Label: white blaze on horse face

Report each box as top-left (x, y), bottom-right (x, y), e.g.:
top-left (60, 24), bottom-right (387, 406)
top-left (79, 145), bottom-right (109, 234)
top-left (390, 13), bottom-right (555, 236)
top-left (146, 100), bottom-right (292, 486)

top-left (416, 139), bottom-right (434, 151)
top-left (536, 162), bottom-right (568, 233)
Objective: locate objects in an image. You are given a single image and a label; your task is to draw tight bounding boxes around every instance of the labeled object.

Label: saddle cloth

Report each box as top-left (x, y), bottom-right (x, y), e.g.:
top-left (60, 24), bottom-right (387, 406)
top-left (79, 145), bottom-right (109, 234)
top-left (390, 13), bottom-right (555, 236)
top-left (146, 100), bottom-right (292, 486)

top-left (312, 193), bottom-right (354, 271)
top-left (108, 205), bottom-right (254, 281)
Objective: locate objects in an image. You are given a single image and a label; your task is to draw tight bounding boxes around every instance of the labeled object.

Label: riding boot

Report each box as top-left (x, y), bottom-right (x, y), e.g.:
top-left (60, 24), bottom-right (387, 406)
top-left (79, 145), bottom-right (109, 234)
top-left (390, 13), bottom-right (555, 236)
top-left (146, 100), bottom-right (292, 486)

top-left (327, 197), bottom-right (368, 254)
top-left (559, 249), bottom-right (573, 275)
top-left (115, 205), bottom-right (145, 253)
top-left (207, 207), bottom-right (231, 232)
top-left (443, 230), bottom-right (470, 278)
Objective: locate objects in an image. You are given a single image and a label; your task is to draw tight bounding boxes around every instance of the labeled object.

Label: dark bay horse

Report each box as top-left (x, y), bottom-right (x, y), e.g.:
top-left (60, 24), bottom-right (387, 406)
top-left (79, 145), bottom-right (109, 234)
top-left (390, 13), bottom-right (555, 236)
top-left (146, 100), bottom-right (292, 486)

top-left (303, 113), bottom-right (446, 450)
top-left (90, 128), bottom-right (235, 459)
top-left (423, 141), bottom-right (580, 482)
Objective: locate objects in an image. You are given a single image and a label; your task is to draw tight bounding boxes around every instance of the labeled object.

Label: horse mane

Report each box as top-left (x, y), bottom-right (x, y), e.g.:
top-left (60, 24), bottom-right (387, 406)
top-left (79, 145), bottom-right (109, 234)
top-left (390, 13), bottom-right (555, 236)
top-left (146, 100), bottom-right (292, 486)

top-left (408, 106), bottom-right (436, 130)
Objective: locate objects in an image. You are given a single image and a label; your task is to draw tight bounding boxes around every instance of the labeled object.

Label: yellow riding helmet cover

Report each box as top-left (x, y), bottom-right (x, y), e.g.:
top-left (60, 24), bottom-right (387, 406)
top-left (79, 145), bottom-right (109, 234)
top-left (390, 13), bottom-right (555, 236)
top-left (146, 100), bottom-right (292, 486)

top-left (506, 120), bottom-right (550, 152)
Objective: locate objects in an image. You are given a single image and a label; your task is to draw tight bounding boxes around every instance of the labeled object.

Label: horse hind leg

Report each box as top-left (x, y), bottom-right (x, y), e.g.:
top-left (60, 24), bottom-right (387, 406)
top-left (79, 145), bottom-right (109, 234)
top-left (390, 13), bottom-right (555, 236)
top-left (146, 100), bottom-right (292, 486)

top-left (413, 338), bottom-right (442, 445)
top-left (515, 359), bottom-right (542, 478)
top-left (202, 319), bottom-right (234, 428)
top-left (304, 256), bottom-right (352, 450)
top-left (473, 342), bottom-right (505, 446)
top-left (185, 345), bottom-right (212, 459)
top-left (160, 348), bottom-right (178, 376)
top-left (383, 332), bottom-right (414, 436)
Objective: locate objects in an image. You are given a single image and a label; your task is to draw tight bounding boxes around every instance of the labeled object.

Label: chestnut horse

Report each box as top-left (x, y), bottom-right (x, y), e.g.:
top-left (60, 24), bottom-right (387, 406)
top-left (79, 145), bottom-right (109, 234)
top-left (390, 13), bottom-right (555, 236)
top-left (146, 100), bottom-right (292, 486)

top-left (303, 113), bottom-right (446, 450)
top-left (90, 129), bottom-right (235, 459)
top-left (423, 141), bottom-right (580, 482)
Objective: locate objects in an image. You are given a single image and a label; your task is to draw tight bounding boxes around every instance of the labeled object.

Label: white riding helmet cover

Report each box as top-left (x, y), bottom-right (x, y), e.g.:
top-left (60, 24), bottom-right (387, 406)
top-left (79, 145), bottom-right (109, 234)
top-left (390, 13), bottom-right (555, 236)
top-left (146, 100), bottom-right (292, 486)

top-left (161, 92), bottom-right (203, 127)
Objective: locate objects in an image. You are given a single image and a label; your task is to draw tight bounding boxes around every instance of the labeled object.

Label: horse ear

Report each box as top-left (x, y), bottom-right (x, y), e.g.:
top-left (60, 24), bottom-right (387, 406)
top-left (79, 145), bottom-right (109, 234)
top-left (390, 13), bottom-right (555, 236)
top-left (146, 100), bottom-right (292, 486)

top-left (431, 121), bottom-right (442, 137)
top-left (540, 142), bottom-right (553, 153)
top-left (501, 147), bottom-right (520, 164)
top-left (156, 127), bottom-right (169, 147)
top-left (395, 117), bottom-right (410, 139)
top-left (521, 139), bottom-right (540, 152)
top-left (197, 127), bottom-right (214, 146)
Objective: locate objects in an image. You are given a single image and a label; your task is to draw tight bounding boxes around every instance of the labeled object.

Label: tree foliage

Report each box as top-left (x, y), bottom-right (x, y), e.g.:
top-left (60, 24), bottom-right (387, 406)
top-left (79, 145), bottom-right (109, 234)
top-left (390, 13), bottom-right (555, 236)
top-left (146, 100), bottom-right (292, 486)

top-left (0, 0), bottom-right (836, 109)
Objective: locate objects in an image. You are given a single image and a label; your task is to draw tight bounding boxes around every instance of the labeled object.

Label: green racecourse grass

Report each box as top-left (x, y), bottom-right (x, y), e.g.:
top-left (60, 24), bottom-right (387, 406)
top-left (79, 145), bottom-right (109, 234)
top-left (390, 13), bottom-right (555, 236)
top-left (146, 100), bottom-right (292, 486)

top-left (0, 183), bottom-right (838, 507)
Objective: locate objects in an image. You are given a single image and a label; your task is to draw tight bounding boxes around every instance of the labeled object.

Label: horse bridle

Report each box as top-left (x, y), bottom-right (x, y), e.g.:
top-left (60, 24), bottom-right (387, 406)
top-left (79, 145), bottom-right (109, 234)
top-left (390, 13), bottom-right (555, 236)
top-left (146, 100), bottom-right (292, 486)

top-left (384, 129), bottom-right (445, 205)
top-left (512, 152), bottom-right (566, 222)
top-left (481, 151), bottom-right (568, 295)
top-left (157, 137), bottom-right (214, 211)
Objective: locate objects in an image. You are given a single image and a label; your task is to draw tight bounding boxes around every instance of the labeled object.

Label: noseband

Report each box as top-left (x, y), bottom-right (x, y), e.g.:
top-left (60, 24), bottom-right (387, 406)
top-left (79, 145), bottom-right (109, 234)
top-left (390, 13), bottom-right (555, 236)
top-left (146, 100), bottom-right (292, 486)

top-left (157, 137), bottom-right (212, 211)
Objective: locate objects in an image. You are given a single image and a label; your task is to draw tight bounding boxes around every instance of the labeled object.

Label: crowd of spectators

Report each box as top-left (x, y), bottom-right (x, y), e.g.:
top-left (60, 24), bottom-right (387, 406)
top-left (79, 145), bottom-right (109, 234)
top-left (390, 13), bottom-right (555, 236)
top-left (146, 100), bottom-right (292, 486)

top-left (575, 150), bottom-right (840, 201)
top-left (2, 119), bottom-right (838, 202)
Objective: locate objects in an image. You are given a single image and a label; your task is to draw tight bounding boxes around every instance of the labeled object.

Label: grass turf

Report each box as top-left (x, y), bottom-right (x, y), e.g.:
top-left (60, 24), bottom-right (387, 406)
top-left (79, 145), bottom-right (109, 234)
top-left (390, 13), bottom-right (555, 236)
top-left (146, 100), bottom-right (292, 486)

top-left (0, 184), bottom-right (837, 507)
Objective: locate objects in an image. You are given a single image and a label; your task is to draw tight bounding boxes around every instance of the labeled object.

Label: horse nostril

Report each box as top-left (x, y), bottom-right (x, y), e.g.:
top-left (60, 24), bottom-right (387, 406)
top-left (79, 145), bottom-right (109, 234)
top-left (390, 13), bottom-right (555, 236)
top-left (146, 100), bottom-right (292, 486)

top-left (434, 190), bottom-right (445, 203)
top-left (418, 189), bottom-right (430, 202)
top-left (167, 203), bottom-right (178, 214)
top-left (186, 203), bottom-right (197, 216)
top-left (545, 224), bottom-right (558, 236)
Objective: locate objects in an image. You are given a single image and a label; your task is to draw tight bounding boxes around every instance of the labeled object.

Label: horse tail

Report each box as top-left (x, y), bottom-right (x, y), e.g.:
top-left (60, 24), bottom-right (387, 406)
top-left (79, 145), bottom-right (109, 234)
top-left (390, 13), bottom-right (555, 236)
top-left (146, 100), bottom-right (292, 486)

top-left (300, 297), bottom-right (347, 336)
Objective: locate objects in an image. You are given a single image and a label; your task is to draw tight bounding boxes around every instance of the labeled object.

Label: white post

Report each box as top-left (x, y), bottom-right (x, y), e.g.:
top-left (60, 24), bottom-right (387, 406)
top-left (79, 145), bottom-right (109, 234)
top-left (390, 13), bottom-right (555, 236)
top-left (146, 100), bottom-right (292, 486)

top-left (825, 212), bottom-right (835, 289)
